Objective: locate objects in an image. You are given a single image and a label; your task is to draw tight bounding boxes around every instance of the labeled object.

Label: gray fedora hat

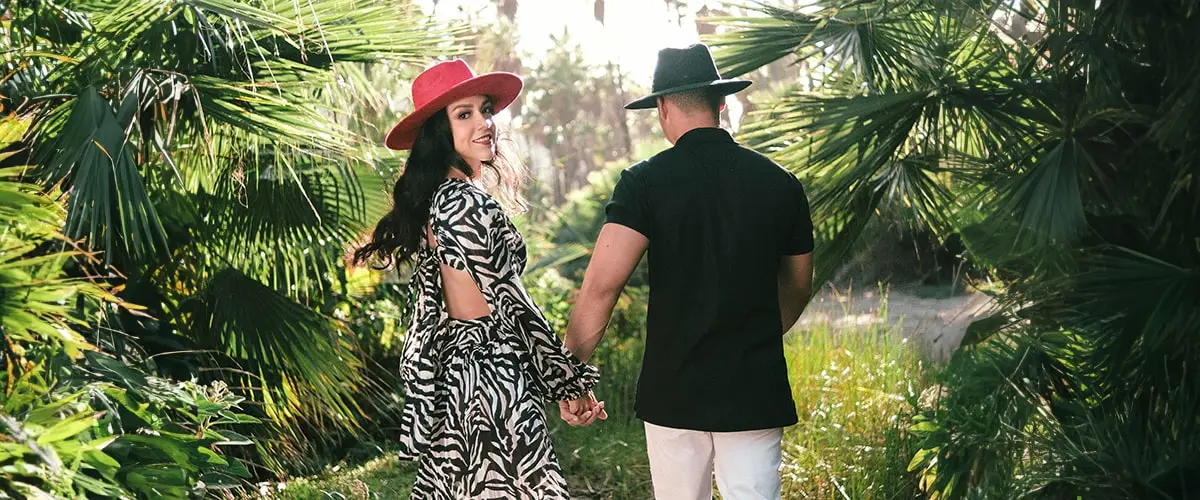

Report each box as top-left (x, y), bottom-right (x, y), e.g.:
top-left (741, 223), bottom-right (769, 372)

top-left (625, 43), bottom-right (752, 110)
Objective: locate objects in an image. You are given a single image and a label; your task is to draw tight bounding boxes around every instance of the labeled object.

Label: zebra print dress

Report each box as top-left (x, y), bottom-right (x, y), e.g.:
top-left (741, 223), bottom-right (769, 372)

top-left (397, 178), bottom-right (599, 499)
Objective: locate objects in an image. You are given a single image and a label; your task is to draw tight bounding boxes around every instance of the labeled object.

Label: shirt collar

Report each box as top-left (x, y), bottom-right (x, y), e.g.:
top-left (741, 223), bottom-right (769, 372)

top-left (675, 127), bottom-right (736, 146)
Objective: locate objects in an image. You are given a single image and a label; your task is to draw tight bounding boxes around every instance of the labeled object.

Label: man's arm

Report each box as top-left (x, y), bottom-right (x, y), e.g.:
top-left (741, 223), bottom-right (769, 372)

top-left (778, 252), bottom-right (814, 333)
top-left (564, 223), bottom-right (649, 363)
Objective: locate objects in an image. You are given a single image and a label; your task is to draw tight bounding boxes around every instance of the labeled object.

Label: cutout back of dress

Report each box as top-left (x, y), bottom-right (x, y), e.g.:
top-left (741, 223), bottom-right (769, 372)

top-left (426, 222), bottom-right (491, 320)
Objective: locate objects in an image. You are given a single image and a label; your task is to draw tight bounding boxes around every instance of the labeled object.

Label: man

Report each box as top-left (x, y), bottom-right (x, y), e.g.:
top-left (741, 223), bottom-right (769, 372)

top-left (559, 43), bottom-right (816, 500)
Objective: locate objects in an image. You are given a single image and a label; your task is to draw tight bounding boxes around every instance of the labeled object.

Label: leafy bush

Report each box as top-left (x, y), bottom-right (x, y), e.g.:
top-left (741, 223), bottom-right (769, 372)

top-left (1, 116), bottom-right (257, 498)
top-left (522, 264), bottom-right (647, 421)
top-left (2, 358), bottom-right (259, 498)
top-left (2, 0), bottom-right (459, 475)
top-left (710, 0), bottom-right (1200, 497)
top-left (523, 162), bottom-right (648, 287)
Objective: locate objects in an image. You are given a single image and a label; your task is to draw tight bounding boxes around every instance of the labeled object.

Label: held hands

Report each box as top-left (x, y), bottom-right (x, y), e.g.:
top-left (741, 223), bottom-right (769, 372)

top-left (558, 391), bottom-right (607, 427)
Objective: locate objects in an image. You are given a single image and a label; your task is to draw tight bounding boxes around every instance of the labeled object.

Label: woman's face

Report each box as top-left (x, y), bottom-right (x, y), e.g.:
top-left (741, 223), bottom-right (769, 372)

top-left (446, 94), bottom-right (496, 175)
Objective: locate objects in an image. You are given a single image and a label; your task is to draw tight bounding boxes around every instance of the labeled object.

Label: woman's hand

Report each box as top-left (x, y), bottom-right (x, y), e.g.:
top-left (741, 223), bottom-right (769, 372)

top-left (558, 391), bottom-right (607, 427)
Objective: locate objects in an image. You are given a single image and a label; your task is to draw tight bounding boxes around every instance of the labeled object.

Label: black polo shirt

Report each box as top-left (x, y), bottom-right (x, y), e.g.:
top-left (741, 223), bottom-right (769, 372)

top-left (605, 127), bottom-right (814, 432)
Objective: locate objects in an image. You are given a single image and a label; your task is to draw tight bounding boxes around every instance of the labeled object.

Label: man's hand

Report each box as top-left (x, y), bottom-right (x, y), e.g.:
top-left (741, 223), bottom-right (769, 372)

top-left (558, 391), bottom-right (607, 427)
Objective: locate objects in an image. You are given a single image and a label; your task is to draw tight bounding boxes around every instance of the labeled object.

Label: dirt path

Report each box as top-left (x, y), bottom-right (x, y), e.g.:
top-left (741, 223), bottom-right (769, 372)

top-left (796, 285), bottom-right (997, 362)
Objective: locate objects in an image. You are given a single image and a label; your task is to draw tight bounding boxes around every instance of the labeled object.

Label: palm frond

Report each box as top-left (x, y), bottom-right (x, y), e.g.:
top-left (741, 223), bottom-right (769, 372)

top-left (259, 0), bottom-right (462, 67)
top-left (182, 267), bottom-right (367, 434)
top-left (190, 74), bottom-right (354, 155)
top-left (996, 137), bottom-right (1089, 247)
top-left (0, 117), bottom-right (102, 360)
top-left (37, 87), bottom-right (169, 266)
top-left (320, 60), bottom-right (425, 144)
top-left (0, 159), bottom-right (60, 243)
top-left (705, 4), bottom-right (824, 79)
top-left (708, 1), bottom-right (941, 91)
top-left (740, 90), bottom-right (936, 282)
top-left (1064, 247), bottom-right (1200, 388)
top-left (199, 165), bottom-right (366, 298)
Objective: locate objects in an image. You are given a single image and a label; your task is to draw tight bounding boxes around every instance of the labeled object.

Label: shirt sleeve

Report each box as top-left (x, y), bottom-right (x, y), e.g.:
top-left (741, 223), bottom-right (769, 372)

top-left (784, 176), bottom-right (815, 255)
top-left (605, 167), bottom-right (651, 238)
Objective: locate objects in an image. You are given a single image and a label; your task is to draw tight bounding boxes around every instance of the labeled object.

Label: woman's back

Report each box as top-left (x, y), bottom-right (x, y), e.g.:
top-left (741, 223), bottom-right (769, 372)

top-left (425, 219), bottom-right (491, 320)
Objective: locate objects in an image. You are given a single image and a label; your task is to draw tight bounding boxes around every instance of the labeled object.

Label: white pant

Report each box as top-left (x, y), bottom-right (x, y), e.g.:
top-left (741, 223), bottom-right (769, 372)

top-left (643, 422), bottom-right (783, 500)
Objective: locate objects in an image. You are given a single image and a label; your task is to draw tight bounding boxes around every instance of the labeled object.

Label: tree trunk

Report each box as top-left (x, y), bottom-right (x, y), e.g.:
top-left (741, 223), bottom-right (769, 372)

top-left (610, 63), bottom-right (634, 160)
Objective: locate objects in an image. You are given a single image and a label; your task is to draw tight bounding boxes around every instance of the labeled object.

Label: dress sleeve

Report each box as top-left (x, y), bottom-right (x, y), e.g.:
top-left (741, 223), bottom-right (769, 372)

top-left (523, 312), bottom-right (600, 402)
top-left (430, 183), bottom-right (499, 300)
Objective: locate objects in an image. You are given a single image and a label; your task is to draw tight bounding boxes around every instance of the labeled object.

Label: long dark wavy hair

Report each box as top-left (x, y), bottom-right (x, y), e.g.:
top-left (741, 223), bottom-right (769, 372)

top-left (353, 106), bottom-right (525, 269)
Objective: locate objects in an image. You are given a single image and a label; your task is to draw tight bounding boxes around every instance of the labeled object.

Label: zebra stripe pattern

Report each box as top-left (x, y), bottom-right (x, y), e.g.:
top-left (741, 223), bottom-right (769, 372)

top-left (396, 178), bottom-right (599, 498)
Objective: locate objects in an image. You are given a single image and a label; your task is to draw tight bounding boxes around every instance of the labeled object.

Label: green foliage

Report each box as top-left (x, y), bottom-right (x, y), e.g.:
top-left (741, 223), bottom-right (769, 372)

top-left (1, 115), bottom-right (257, 498)
top-left (1, 360), bottom-right (260, 499)
top-left (711, 0), bottom-right (1200, 497)
top-left (0, 116), bottom-right (97, 363)
top-left (3, 0), bottom-right (461, 472)
top-left (0, 120), bottom-right (98, 365)
top-left (780, 300), bottom-right (930, 499)
top-left (523, 162), bottom-right (648, 287)
top-left (521, 263), bottom-right (647, 421)
top-left (336, 268), bottom-right (415, 361)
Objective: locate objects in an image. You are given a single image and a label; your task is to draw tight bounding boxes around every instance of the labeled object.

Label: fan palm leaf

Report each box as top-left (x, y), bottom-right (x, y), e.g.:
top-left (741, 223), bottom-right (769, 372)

top-left (179, 267), bottom-right (365, 433)
top-left (41, 89), bottom-right (169, 264)
top-left (0, 116), bottom-right (107, 361)
top-left (711, 0), bottom-right (1200, 495)
top-left (7, 0), bottom-right (462, 457)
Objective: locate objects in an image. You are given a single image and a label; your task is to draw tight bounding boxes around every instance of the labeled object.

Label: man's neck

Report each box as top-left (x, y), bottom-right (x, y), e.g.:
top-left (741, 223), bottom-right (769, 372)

top-left (670, 120), bottom-right (721, 144)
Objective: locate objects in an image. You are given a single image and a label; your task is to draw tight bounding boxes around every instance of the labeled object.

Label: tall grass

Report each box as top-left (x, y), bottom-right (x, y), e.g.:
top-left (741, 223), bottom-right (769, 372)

top-left (275, 293), bottom-right (932, 499)
top-left (781, 298), bottom-right (930, 499)
top-left (277, 456), bottom-right (417, 499)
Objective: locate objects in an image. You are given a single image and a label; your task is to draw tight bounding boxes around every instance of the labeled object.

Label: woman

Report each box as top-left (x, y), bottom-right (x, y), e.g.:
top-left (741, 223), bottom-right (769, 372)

top-left (353, 59), bottom-right (602, 498)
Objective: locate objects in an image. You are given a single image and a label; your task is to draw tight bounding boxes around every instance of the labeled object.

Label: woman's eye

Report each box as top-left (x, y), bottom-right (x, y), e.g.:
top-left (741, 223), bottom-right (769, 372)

top-left (458, 112), bottom-right (471, 119)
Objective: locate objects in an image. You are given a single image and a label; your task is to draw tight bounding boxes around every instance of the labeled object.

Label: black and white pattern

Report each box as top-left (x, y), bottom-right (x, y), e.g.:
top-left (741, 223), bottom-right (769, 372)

top-left (396, 178), bottom-right (599, 499)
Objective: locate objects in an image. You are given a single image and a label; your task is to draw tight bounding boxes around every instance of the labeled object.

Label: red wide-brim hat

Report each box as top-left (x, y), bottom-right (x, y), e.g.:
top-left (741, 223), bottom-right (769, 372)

top-left (385, 59), bottom-right (523, 150)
